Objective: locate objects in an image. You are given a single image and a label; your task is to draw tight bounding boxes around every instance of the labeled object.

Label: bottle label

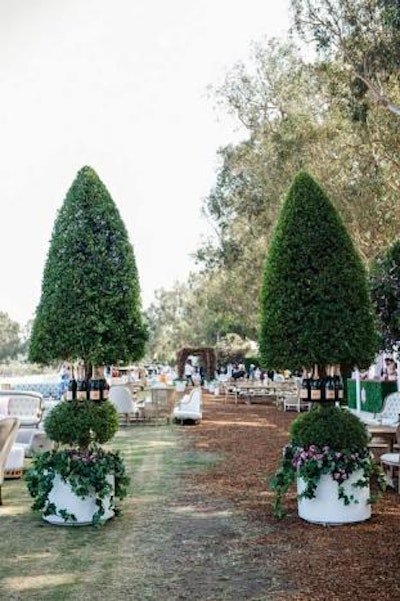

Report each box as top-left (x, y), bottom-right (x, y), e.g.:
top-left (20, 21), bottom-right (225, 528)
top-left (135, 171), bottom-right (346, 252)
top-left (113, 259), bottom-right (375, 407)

top-left (66, 390), bottom-right (74, 401)
top-left (300, 389), bottom-right (308, 399)
top-left (325, 390), bottom-right (335, 400)
top-left (90, 390), bottom-right (100, 401)
top-left (311, 390), bottom-right (321, 400)
top-left (77, 390), bottom-right (86, 401)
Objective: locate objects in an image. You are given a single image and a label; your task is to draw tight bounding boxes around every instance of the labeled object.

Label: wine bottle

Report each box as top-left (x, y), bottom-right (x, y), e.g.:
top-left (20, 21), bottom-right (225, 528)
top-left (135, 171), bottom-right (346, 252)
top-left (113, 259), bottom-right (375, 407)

top-left (333, 375), bottom-right (344, 403)
top-left (76, 366), bottom-right (88, 401)
top-left (325, 376), bottom-right (335, 402)
top-left (89, 367), bottom-right (101, 402)
top-left (310, 365), bottom-right (321, 402)
top-left (310, 379), bottom-right (321, 402)
top-left (100, 377), bottom-right (109, 401)
top-left (300, 377), bottom-right (310, 402)
top-left (66, 371), bottom-right (77, 401)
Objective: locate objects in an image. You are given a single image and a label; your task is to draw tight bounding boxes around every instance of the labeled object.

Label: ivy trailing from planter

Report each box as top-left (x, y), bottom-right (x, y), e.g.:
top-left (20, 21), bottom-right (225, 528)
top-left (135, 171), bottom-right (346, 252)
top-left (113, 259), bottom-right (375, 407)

top-left (25, 399), bottom-right (130, 525)
top-left (26, 445), bottom-right (129, 525)
top-left (270, 405), bottom-right (386, 519)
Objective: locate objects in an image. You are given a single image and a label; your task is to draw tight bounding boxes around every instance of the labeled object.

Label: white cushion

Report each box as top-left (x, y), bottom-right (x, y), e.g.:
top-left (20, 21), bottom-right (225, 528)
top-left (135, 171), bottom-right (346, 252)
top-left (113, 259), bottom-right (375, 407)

top-left (380, 453), bottom-right (400, 465)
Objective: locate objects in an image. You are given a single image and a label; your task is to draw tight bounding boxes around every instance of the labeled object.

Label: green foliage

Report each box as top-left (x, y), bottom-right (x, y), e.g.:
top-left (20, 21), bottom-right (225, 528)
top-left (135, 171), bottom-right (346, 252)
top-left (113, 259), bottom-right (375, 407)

top-left (370, 239), bottom-right (400, 349)
top-left (43, 399), bottom-right (119, 448)
top-left (25, 445), bottom-right (130, 525)
top-left (291, 0), bottom-right (400, 117)
top-left (28, 165), bottom-right (148, 367)
top-left (270, 405), bottom-right (385, 518)
top-left (290, 405), bottom-right (369, 449)
top-left (0, 312), bottom-right (21, 361)
top-left (259, 170), bottom-right (378, 372)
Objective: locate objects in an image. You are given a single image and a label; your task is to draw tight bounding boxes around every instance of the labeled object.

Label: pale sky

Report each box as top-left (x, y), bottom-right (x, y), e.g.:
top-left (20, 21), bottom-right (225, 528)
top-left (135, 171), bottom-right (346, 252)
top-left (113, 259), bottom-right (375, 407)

top-left (0, 0), bottom-right (290, 326)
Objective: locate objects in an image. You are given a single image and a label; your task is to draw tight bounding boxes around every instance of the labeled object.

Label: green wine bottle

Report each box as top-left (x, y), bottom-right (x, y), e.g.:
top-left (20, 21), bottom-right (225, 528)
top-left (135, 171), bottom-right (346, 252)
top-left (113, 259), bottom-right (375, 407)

top-left (66, 373), bottom-right (77, 401)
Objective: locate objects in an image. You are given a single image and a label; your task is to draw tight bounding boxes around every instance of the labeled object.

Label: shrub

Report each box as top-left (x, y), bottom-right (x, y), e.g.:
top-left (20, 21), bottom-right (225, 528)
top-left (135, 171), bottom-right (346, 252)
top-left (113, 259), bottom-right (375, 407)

top-left (43, 400), bottom-right (119, 449)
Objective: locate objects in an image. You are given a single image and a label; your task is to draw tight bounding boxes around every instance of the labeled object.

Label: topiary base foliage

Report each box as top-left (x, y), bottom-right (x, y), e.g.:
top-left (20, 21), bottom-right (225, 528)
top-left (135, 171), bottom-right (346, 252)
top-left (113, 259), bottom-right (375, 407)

top-left (43, 399), bottom-right (119, 448)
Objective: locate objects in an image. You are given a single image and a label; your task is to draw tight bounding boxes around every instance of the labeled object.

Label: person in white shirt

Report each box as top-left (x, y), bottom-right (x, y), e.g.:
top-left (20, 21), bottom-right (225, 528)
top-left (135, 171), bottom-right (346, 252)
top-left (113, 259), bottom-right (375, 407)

top-left (184, 360), bottom-right (195, 386)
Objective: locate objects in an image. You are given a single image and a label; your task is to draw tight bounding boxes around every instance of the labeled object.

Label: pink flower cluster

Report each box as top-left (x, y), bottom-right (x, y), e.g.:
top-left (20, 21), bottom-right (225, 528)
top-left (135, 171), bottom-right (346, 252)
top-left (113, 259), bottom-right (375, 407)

top-left (291, 444), bottom-right (362, 484)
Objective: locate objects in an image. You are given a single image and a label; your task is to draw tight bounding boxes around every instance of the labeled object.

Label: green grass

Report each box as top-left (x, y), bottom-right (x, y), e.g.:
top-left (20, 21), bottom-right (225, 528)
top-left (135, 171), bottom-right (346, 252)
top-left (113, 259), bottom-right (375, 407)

top-left (0, 424), bottom-right (219, 601)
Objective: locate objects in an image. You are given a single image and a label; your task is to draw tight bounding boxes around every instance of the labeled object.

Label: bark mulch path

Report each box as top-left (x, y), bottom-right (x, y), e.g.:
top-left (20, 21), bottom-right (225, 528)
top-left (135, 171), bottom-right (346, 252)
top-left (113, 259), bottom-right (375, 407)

top-left (184, 395), bottom-right (400, 601)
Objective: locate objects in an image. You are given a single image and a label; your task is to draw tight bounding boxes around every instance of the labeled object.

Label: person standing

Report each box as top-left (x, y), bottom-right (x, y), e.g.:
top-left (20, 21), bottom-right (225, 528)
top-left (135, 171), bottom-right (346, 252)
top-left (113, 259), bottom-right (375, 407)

top-left (184, 359), bottom-right (195, 386)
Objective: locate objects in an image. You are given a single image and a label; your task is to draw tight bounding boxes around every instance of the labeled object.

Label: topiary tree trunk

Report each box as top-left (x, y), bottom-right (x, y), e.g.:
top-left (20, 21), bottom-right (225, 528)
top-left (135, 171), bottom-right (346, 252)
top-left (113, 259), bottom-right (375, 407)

top-left (259, 170), bottom-right (377, 377)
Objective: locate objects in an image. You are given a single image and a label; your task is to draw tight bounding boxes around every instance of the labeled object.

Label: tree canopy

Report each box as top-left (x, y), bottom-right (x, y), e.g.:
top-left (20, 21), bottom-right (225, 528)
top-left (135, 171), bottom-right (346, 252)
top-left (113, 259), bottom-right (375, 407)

top-left (259, 171), bottom-right (377, 373)
top-left (370, 239), bottom-right (400, 350)
top-left (29, 166), bottom-right (147, 367)
top-left (0, 312), bottom-right (21, 362)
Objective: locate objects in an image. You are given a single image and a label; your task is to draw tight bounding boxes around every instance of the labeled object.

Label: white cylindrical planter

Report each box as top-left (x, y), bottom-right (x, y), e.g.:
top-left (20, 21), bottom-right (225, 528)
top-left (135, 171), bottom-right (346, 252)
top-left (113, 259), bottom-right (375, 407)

top-left (297, 469), bottom-right (371, 525)
top-left (44, 474), bottom-right (115, 526)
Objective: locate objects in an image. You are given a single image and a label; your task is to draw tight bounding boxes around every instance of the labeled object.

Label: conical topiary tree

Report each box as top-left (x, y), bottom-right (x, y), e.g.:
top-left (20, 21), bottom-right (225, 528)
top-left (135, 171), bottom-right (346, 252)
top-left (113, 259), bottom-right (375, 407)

top-left (259, 170), bottom-right (377, 375)
top-left (370, 239), bottom-right (400, 351)
top-left (29, 165), bottom-right (148, 370)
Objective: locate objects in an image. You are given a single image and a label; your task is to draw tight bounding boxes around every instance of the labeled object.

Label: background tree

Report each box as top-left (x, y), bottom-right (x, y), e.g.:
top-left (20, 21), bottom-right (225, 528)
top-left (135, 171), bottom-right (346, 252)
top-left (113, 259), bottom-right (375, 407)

top-left (259, 170), bottom-right (377, 374)
top-left (147, 31), bottom-right (400, 362)
top-left (29, 166), bottom-right (147, 370)
top-left (0, 312), bottom-right (21, 361)
top-left (370, 239), bottom-right (400, 350)
top-left (291, 0), bottom-right (400, 117)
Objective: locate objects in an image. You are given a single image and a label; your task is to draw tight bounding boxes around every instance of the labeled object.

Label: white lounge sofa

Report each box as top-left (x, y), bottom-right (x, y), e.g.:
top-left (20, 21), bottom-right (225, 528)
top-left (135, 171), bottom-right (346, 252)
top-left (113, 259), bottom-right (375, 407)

top-left (172, 388), bottom-right (202, 424)
top-left (349, 392), bottom-right (400, 426)
top-left (109, 385), bottom-right (139, 425)
top-left (0, 391), bottom-right (44, 428)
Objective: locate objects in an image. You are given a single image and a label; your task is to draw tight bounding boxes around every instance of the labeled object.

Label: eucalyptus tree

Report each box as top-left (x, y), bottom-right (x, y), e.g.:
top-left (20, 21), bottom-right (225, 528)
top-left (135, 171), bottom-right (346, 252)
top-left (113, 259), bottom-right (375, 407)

top-left (203, 35), bottom-right (400, 266)
top-left (291, 0), bottom-right (400, 117)
top-left (145, 282), bottom-right (194, 363)
top-left (259, 171), bottom-right (377, 374)
top-left (29, 166), bottom-right (147, 371)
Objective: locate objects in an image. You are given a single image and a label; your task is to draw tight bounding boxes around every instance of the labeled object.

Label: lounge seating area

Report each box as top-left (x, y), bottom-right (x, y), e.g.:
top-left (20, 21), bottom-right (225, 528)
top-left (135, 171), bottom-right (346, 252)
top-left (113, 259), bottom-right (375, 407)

top-left (0, 391), bottom-right (44, 428)
top-left (355, 392), bottom-right (400, 426)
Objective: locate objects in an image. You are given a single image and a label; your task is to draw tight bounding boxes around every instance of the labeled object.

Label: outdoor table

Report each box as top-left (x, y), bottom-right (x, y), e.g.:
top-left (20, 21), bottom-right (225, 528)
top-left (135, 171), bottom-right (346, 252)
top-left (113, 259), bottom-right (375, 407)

top-left (367, 424), bottom-right (398, 453)
top-left (228, 382), bottom-right (290, 404)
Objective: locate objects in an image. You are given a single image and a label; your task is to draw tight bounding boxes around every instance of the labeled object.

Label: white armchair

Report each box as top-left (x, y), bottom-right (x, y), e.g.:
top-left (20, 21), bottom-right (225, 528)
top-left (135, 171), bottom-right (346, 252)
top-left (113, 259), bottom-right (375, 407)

top-left (109, 385), bottom-right (138, 425)
top-left (172, 388), bottom-right (202, 424)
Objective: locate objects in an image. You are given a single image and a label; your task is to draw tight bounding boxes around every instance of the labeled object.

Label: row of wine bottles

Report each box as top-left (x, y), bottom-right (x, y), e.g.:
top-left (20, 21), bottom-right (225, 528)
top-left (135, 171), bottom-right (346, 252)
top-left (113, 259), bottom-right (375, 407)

top-left (300, 376), bottom-right (344, 403)
top-left (65, 367), bottom-right (109, 402)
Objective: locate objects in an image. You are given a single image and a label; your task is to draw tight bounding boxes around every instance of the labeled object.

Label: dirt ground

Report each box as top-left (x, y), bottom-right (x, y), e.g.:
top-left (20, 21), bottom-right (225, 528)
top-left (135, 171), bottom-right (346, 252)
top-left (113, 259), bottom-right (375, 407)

top-left (181, 394), bottom-right (400, 601)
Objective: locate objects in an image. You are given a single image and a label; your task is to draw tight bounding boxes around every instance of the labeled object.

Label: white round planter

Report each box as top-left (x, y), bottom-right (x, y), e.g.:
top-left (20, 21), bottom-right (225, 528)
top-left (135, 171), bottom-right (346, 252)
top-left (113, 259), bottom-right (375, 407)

top-left (43, 474), bottom-right (115, 526)
top-left (297, 469), bottom-right (371, 525)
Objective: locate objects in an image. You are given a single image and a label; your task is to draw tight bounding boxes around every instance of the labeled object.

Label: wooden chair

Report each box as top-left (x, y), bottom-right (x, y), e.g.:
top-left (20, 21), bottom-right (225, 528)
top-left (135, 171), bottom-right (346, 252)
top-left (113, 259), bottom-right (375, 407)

top-left (0, 417), bottom-right (20, 504)
top-left (282, 381), bottom-right (311, 412)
